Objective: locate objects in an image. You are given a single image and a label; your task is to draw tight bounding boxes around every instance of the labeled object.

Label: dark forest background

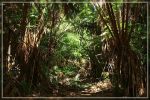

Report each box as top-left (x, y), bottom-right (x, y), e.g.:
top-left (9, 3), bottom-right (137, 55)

top-left (0, 0), bottom-right (150, 98)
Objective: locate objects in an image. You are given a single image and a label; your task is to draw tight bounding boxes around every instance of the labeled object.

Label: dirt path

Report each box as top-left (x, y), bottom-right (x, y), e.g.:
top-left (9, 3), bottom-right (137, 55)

top-left (80, 80), bottom-right (113, 97)
top-left (50, 79), bottom-right (113, 97)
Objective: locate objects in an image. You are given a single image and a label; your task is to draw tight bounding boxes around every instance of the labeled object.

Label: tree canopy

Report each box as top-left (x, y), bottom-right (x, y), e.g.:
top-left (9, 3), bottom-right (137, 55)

top-left (1, 0), bottom-right (148, 98)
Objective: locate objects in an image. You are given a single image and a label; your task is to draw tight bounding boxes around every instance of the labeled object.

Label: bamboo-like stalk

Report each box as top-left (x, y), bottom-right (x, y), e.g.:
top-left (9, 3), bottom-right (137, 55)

top-left (109, 3), bottom-right (119, 36)
top-left (97, 4), bottom-right (114, 39)
top-left (121, 3), bottom-right (125, 37)
top-left (20, 4), bottom-right (30, 41)
top-left (128, 3), bottom-right (140, 41)
top-left (106, 3), bottom-right (121, 46)
top-left (115, 4), bottom-right (121, 35)
top-left (98, 2), bottom-right (146, 96)
top-left (124, 3), bottom-right (130, 43)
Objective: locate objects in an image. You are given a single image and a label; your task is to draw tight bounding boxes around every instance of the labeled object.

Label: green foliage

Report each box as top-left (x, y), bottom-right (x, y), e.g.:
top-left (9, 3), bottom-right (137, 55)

top-left (101, 72), bottom-right (109, 80)
top-left (49, 65), bottom-right (80, 86)
top-left (3, 2), bottom-right (147, 97)
top-left (79, 3), bottom-right (97, 22)
top-left (27, 3), bottom-right (39, 27)
top-left (51, 65), bottom-right (78, 76)
top-left (56, 32), bottom-right (82, 60)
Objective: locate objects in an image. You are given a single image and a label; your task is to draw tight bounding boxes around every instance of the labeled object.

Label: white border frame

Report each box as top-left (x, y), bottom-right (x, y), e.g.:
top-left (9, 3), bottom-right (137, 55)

top-left (1, 1), bottom-right (149, 99)
top-left (147, 2), bottom-right (149, 99)
top-left (1, 2), bottom-right (3, 99)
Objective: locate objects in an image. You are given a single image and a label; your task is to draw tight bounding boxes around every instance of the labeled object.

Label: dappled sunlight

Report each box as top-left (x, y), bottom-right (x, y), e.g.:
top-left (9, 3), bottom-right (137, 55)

top-left (3, 1), bottom-right (147, 98)
top-left (81, 79), bottom-right (112, 96)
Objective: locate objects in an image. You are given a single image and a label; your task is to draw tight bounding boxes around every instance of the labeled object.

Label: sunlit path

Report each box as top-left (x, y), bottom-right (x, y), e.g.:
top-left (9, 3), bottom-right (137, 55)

top-left (2, 0), bottom-right (147, 98)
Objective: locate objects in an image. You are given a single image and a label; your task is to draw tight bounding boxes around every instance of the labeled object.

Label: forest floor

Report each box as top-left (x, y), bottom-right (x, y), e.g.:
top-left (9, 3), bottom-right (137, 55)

top-left (43, 79), bottom-right (113, 97)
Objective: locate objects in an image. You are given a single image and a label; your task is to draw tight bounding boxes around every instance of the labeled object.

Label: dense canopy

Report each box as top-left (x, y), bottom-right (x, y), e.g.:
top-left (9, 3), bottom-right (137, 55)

top-left (1, 0), bottom-right (149, 98)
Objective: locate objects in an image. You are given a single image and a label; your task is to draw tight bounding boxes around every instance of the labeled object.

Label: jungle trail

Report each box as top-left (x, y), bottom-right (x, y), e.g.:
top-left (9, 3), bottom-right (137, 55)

top-left (2, 0), bottom-right (148, 98)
